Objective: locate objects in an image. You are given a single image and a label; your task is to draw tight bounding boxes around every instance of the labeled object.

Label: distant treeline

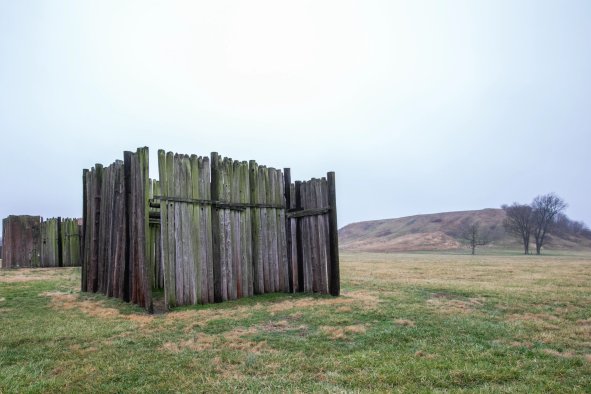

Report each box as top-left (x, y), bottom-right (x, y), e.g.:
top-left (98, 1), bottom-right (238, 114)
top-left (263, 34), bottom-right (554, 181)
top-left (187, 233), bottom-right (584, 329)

top-left (552, 213), bottom-right (591, 238)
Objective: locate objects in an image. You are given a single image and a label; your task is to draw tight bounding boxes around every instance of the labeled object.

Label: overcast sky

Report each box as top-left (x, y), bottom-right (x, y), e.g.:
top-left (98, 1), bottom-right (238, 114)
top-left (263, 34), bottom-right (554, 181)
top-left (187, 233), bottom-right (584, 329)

top-left (1, 1), bottom-right (590, 234)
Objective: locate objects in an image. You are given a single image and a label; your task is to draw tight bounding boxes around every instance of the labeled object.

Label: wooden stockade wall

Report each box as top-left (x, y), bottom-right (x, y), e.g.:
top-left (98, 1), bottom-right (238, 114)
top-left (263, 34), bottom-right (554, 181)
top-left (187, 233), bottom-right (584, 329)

top-left (81, 148), bottom-right (152, 311)
top-left (287, 175), bottom-right (340, 296)
top-left (40, 218), bottom-right (81, 267)
top-left (2, 215), bottom-right (81, 268)
top-left (2, 215), bottom-right (41, 268)
top-left (81, 147), bottom-right (339, 312)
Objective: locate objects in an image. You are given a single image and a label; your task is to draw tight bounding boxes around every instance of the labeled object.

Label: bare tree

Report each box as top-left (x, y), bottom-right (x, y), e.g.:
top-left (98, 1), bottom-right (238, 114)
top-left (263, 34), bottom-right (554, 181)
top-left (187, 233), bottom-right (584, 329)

top-left (502, 203), bottom-right (533, 254)
top-left (461, 221), bottom-right (488, 255)
top-left (531, 193), bottom-right (567, 255)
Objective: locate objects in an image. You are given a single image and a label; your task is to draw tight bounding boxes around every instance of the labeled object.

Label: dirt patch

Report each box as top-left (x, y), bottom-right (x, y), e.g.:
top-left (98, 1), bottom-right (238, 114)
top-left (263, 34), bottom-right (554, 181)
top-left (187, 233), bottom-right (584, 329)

top-left (320, 324), bottom-right (367, 340)
top-left (394, 319), bottom-right (416, 327)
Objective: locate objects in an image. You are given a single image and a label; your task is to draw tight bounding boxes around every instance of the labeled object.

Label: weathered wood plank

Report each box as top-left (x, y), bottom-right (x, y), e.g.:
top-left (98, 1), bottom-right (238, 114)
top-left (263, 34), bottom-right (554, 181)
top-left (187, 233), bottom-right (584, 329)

top-left (123, 153), bottom-right (132, 302)
top-left (240, 161), bottom-right (252, 297)
top-left (294, 181), bottom-right (304, 292)
top-left (90, 164), bottom-right (103, 293)
top-left (277, 169), bottom-right (289, 292)
top-left (181, 155), bottom-right (194, 305)
top-left (82, 169), bottom-right (89, 291)
top-left (174, 154), bottom-right (185, 305)
top-left (272, 168), bottom-right (280, 292)
top-left (190, 154), bottom-right (202, 304)
top-left (316, 179), bottom-right (329, 294)
top-left (232, 160), bottom-right (242, 299)
top-left (202, 156), bottom-right (215, 304)
top-left (327, 171), bottom-right (340, 296)
top-left (211, 152), bottom-right (224, 302)
top-left (249, 161), bottom-right (264, 294)
top-left (260, 166), bottom-right (271, 293)
top-left (284, 169), bottom-right (293, 292)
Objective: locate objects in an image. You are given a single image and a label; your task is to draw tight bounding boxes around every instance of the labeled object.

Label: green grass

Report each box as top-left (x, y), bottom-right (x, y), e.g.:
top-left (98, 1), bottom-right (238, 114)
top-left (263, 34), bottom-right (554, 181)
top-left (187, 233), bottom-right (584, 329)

top-left (1, 252), bottom-right (591, 392)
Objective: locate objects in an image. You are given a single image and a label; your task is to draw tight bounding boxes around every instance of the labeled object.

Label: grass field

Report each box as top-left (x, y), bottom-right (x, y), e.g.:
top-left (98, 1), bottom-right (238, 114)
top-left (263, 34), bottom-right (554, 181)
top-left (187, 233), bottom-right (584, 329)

top-left (1, 251), bottom-right (591, 392)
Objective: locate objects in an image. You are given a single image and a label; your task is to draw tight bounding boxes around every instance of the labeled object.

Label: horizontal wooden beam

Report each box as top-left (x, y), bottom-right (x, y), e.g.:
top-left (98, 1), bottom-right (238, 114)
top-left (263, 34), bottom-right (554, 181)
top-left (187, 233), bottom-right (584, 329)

top-left (287, 207), bottom-right (330, 219)
top-left (152, 196), bottom-right (285, 211)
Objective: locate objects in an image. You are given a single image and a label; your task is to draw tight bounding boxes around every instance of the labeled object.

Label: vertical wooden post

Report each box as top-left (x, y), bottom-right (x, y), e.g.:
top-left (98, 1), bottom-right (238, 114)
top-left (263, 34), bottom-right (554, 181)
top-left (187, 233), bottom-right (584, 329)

top-left (211, 152), bottom-right (223, 302)
top-left (123, 152), bottom-right (132, 302)
top-left (57, 217), bottom-right (63, 267)
top-left (294, 181), bottom-right (304, 292)
top-left (327, 172), bottom-right (340, 296)
top-left (250, 160), bottom-right (264, 294)
top-left (284, 168), bottom-right (293, 292)
top-left (190, 154), bottom-right (202, 305)
top-left (82, 169), bottom-right (88, 291)
top-left (203, 156), bottom-right (214, 303)
top-left (91, 164), bottom-right (103, 293)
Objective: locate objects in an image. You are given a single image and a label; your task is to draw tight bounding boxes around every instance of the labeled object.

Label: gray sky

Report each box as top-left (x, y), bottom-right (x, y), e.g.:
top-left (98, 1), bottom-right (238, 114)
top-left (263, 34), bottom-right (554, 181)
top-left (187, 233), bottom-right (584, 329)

top-left (1, 0), bottom-right (590, 233)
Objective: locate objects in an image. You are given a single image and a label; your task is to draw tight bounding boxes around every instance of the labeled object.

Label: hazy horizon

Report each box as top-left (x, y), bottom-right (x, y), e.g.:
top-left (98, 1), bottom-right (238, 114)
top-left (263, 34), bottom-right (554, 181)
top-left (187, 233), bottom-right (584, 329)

top-left (1, 1), bottom-right (590, 234)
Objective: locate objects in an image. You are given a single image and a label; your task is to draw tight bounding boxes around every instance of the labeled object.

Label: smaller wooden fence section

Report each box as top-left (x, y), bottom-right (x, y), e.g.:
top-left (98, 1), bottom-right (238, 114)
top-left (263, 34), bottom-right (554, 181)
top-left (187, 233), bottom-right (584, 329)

top-left (286, 174), bottom-right (340, 296)
top-left (2, 215), bottom-right (41, 268)
top-left (39, 218), bottom-right (80, 267)
top-left (2, 216), bottom-right (81, 268)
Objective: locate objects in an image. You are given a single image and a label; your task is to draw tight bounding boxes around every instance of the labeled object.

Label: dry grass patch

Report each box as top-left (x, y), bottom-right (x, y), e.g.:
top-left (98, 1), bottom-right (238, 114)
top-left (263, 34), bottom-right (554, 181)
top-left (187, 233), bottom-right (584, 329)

top-left (427, 296), bottom-right (484, 315)
top-left (394, 319), bottom-right (416, 327)
top-left (506, 313), bottom-right (562, 331)
top-left (68, 344), bottom-right (99, 356)
top-left (415, 350), bottom-right (436, 359)
top-left (0, 268), bottom-right (76, 284)
top-left (162, 326), bottom-right (273, 355)
top-left (267, 290), bottom-right (379, 314)
top-left (168, 305), bottom-right (254, 323)
top-left (542, 349), bottom-right (576, 359)
top-left (340, 251), bottom-right (591, 295)
top-left (162, 333), bottom-right (216, 353)
top-left (509, 341), bottom-right (534, 349)
top-left (207, 356), bottom-right (247, 382)
top-left (320, 324), bottom-right (367, 340)
top-left (41, 291), bottom-right (153, 325)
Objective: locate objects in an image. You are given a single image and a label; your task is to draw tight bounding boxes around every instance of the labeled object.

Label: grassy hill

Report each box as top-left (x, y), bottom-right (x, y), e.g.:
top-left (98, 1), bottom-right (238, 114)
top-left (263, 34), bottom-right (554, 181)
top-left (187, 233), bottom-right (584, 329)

top-left (339, 208), bottom-right (591, 253)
